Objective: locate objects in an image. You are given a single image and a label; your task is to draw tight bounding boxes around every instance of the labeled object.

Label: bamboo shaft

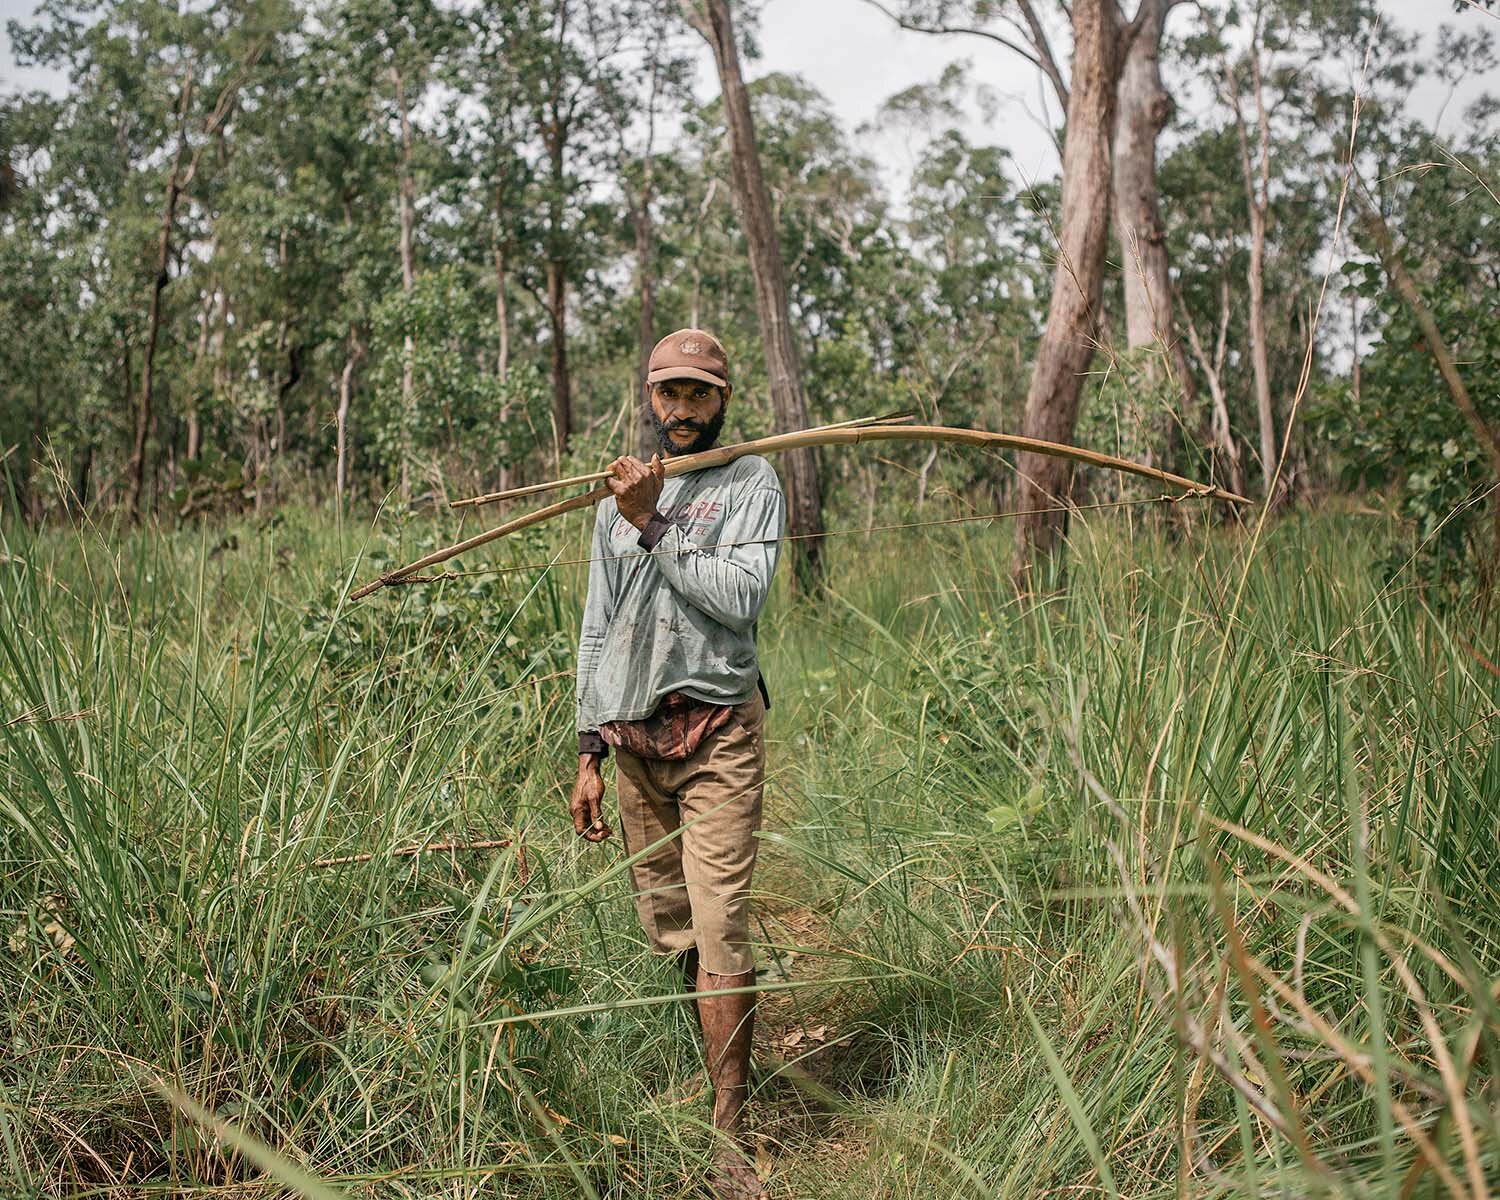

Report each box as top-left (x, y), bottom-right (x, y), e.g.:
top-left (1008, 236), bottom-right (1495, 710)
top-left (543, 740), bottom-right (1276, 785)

top-left (349, 485), bottom-right (608, 600)
top-left (352, 424), bottom-right (1251, 600)
top-left (450, 413), bottom-right (912, 509)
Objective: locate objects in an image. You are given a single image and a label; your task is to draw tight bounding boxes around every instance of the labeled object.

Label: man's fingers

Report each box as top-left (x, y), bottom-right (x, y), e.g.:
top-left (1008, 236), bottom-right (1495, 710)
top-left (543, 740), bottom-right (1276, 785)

top-left (571, 801), bottom-right (587, 836)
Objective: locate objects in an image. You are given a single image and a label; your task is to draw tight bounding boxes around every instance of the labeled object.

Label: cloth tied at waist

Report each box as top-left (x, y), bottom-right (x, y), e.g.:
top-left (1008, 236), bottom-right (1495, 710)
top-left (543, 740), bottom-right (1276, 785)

top-left (599, 690), bottom-right (732, 761)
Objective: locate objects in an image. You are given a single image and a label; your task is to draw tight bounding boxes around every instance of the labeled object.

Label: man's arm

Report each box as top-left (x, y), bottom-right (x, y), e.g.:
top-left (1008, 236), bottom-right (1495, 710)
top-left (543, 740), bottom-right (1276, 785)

top-left (605, 455), bottom-right (785, 632)
top-left (572, 507), bottom-right (614, 842)
top-left (636, 486), bottom-right (784, 632)
top-left (575, 506), bottom-right (615, 752)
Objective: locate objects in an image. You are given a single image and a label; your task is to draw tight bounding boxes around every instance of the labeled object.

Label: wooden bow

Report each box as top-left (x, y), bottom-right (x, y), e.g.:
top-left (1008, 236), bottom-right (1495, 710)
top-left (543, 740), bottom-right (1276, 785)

top-left (350, 422), bottom-right (1250, 600)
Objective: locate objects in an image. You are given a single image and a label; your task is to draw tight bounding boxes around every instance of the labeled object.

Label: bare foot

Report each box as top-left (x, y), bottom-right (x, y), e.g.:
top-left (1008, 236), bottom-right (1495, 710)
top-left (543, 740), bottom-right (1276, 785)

top-left (712, 1145), bottom-right (767, 1200)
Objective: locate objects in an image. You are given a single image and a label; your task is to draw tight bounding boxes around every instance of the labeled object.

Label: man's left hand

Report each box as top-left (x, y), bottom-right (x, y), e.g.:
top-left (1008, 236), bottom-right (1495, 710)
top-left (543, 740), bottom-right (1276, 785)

top-left (607, 454), bottom-right (665, 529)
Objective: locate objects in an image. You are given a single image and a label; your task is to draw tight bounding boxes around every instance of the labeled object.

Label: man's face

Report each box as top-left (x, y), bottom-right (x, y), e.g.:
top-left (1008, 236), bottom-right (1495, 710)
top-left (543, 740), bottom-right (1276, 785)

top-left (650, 378), bottom-right (728, 456)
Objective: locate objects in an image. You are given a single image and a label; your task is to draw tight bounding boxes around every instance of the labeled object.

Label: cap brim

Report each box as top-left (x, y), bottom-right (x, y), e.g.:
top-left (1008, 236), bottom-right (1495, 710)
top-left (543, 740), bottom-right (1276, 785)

top-left (647, 366), bottom-right (728, 387)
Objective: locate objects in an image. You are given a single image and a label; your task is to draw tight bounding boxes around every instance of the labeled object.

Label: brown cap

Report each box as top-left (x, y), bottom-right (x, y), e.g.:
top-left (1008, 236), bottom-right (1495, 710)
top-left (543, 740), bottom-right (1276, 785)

top-left (646, 329), bottom-right (729, 388)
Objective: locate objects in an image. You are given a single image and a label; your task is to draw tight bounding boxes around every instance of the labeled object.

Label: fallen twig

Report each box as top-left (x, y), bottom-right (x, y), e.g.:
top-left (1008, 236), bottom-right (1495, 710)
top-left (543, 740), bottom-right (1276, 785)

top-left (311, 838), bottom-right (513, 869)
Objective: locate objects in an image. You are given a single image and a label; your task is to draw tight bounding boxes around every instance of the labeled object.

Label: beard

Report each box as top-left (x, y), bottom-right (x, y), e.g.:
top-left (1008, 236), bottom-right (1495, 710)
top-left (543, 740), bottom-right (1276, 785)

top-left (651, 399), bottom-right (726, 457)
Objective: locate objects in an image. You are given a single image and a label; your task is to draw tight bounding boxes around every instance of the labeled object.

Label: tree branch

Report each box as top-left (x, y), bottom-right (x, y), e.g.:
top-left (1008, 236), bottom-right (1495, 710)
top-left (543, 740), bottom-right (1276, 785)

top-left (1014, 0), bottom-right (1070, 109)
top-left (858, 0), bottom-right (1068, 108)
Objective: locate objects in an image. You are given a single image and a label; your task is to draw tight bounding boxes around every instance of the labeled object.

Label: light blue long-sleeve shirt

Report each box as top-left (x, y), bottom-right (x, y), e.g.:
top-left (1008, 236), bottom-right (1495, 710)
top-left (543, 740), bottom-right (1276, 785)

top-left (575, 455), bottom-right (785, 742)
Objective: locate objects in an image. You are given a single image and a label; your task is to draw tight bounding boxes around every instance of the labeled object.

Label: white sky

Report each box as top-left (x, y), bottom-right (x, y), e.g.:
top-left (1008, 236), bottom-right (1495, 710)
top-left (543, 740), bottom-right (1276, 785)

top-left (3, 0), bottom-right (1497, 199)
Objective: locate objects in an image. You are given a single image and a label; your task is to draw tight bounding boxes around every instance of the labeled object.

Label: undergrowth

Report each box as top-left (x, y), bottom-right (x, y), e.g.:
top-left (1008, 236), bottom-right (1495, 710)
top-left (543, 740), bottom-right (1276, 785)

top-left (0, 502), bottom-right (1495, 1198)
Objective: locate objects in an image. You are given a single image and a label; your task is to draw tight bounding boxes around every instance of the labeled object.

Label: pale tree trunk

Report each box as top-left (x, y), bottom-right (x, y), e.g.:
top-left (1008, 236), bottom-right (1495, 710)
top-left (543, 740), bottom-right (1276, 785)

top-left (1225, 11), bottom-right (1278, 500)
top-left (1355, 186), bottom-right (1500, 592)
top-left (1111, 0), bottom-right (1193, 484)
top-left (211, 287), bottom-right (229, 426)
top-left (686, 0), bottom-right (825, 587)
top-left (1012, 0), bottom-right (1125, 587)
top-left (491, 216), bottom-right (515, 495)
top-left (1180, 275), bottom-right (1246, 500)
top-left (336, 324), bottom-right (364, 502)
top-left (492, 216), bottom-right (510, 383)
top-left (545, 254), bottom-right (570, 469)
top-left (393, 64), bottom-right (417, 503)
top-left (633, 197), bottom-right (657, 458)
top-left (688, 179), bottom-right (718, 330)
top-left (336, 199), bottom-right (362, 504)
top-left (188, 262), bottom-right (215, 463)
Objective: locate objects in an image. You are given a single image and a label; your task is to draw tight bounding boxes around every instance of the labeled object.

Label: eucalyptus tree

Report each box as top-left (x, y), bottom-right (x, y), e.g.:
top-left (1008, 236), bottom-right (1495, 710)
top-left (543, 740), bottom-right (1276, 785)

top-left (863, 1), bottom-right (1198, 497)
top-left (439, 0), bottom-right (541, 490)
top-left (681, 0), bottom-right (826, 586)
top-left (584, 0), bottom-right (697, 457)
top-left (325, 0), bottom-right (460, 500)
top-left (1311, 20), bottom-right (1500, 595)
top-left (1005, 0), bottom-right (1120, 582)
top-left (487, 0), bottom-right (635, 463)
top-left (7, 0), bottom-right (295, 516)
top-left (862, 67), bottom-right (1043, 498)
top-left (1186, 0), bottom-right (1386, 502)
top-left (0, 93), bottom-right (80, 518)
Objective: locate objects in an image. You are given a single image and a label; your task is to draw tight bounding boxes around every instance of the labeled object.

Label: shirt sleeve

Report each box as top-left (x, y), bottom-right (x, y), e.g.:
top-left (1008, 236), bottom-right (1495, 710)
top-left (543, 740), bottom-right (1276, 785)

top-left (575, 508), bottom-right (615, 755)
top-left (636, 484), bottom-right (785, 633)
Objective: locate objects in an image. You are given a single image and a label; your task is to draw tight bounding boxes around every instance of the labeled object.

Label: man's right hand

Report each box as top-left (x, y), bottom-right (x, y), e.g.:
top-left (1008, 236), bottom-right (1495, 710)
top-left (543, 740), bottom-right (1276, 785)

top-left (571, 755), bottom-right (611, 842)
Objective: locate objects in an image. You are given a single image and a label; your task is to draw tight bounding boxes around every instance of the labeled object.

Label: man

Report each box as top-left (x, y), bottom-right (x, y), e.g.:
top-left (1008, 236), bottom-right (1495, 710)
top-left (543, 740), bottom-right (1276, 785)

top-left (571, 328), bottom-right (783, 1200)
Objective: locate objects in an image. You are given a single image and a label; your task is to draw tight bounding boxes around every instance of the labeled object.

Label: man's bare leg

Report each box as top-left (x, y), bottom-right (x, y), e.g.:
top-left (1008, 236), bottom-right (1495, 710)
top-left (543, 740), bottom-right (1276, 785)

top-left (697, 967), bottom-right (764, 1200)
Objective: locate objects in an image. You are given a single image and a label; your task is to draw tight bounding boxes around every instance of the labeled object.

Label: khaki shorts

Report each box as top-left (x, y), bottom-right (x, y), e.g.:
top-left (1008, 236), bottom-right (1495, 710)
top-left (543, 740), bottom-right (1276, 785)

top-left (614, 690), bottom-right (765, 976)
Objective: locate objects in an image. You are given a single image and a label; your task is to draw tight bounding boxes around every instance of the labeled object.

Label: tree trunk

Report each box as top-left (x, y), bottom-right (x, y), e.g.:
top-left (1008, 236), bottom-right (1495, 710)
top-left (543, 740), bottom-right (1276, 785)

top-left (211, 286), bottom-right (229, 447)
top-left (337, 324), bottom-right (364, 502)
top-left (127, 60), bottom-right (193, 521)
top-left (125, 48), bottom-right (252, 517)
top-left (545, 255), bottom-right (570, 468)
top-left (1012, 0), bottom-right (1124, 587)
top-left (1180, 275), bottom-right (1247, 500)
top-left (393, 64), bottom-right (417, 502)
top-left (540, 33), bottom-right (573, 464)
top-left (690, 0), bottom-right (825, 586)
top-left (1111, 0), bottom-right (1192, 484)
top-left (188, 255), bottom-right (217, 463)
top-left (1226, 24), bottom-right (1278, 500)
top-left (72, 443), bottom-right (92, 517)
top-left (492, 215), bottom-right (510, 382)
top-left (633, 197), bottom-right (657, 458)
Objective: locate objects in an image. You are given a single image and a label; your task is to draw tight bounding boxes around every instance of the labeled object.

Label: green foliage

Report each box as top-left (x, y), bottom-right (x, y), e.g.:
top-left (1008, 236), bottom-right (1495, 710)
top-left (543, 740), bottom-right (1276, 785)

top-left (167, 445), bottom-right (252, 517)
top-left (367, 266), bottom-right (535, 487)
top-left (1317, 111), bottom-right (1500, 599)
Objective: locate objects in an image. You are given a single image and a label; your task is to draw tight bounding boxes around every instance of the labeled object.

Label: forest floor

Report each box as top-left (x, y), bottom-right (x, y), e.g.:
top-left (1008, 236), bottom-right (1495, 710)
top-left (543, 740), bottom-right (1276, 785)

top-left (1, 504), bottom-right (1496, 1198)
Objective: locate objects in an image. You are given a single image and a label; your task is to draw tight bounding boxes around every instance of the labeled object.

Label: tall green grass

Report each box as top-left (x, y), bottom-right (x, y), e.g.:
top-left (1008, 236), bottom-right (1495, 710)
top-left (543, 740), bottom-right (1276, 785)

top-left (0, 504), bottom-right (1495, 1198)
